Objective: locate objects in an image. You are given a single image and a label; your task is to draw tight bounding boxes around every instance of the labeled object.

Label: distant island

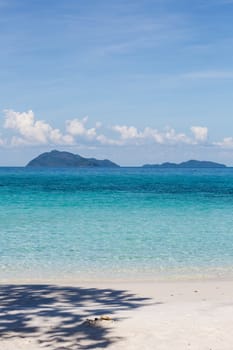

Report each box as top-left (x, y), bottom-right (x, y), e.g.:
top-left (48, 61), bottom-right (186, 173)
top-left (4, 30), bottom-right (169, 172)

top-left (26, 150), bottom-right (120, 168)
top-left (143, 160), bottom-right (226, 168)
top-left (26, 151), bottom-right (227, 168)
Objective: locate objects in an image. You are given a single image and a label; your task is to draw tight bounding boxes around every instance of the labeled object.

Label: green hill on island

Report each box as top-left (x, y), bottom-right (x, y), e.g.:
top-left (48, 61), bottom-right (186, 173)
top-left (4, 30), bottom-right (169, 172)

top-left (26, 150), bottom-right (120, 168)
top-left (143, 160), bottom-right (226, 168)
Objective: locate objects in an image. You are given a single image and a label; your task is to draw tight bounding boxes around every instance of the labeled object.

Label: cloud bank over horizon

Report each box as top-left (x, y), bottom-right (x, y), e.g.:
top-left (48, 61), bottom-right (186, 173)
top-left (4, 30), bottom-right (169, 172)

top-left (1, 1), bottom-right (233, 165)
top-left (0, 109), bottom-right (232, 153)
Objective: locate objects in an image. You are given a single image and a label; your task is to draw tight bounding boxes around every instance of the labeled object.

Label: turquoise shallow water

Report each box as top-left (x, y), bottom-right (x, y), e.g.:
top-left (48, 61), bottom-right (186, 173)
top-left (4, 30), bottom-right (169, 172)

top-left (0, 167), bottom-right (233, 281)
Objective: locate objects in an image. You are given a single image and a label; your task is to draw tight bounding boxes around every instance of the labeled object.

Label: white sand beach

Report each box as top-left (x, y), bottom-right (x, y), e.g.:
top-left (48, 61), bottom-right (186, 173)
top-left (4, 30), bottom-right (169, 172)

top-left (0, 280), bottom-right (233, 349)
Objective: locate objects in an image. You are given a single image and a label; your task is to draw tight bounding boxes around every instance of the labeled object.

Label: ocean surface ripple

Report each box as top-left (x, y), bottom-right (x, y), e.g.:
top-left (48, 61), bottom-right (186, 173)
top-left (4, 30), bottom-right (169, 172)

top-left (0, 167), bottom-right (233, 281)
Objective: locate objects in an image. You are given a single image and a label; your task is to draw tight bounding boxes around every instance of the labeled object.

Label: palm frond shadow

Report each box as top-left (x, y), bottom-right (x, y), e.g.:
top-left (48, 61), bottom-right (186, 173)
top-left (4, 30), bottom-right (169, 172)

top-left (0, 284), bottom-right (157, 349)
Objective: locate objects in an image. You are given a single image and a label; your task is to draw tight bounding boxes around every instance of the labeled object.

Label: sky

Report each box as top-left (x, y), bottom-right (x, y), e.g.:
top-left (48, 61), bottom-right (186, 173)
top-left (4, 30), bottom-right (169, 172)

top-left (0, 0), bottom-right (233, 166)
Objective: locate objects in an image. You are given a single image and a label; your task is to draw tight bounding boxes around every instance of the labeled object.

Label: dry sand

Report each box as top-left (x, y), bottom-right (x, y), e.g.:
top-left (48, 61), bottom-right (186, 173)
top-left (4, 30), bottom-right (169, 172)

top-left (0, 280), bottom-right (233, 349)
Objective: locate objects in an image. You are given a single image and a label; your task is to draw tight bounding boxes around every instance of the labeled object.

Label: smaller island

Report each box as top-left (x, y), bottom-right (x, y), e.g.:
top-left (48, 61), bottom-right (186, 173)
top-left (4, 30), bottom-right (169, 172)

top-left (26, 150), bottom-right (120, 168)
top-left (143, 160), bottom-right (226, 168)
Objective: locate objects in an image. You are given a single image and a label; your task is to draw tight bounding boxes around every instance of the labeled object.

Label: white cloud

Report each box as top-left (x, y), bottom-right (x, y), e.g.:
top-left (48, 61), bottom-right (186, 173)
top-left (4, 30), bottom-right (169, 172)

top-left (66, 117), bottom-right (96, 139)
top-left (4, 110), bottom-right (74, 146)
top-left (214, 137), bottom-right (233, 148)
top-left (112, 125), bottom-right (140, 139)
top-left (1, 109), bottom-right (232, 152)
top-left (49, 129), bottom-right (74, 145)
top-left (112, 124), bottom-right (193, 145)
top-left (141, 127), bottom-right (164, 143)
top-left (96, 134), bottom-right (123, 146)
top-left (9, 136), bottom-right (33, 147)
top-left (164, 127), bottom-right (192, 144)
top-left (190, 126), bottom-right (208, 142)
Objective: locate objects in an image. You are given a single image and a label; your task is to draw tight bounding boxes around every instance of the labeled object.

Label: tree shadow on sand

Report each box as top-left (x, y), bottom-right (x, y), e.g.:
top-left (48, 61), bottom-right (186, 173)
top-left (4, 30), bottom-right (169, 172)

top-left (0, 284), bottom-right (158, 349)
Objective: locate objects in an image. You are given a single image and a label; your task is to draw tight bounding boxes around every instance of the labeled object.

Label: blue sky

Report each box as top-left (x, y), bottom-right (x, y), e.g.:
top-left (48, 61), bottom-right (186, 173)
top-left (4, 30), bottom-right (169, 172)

top-left (0, 0), bottom-right (233, 165)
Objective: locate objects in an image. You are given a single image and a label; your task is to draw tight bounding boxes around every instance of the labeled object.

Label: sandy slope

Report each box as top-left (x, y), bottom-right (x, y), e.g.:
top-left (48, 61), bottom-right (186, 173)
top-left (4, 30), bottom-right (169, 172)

top-left (0, 280), bottom-right (233, 349)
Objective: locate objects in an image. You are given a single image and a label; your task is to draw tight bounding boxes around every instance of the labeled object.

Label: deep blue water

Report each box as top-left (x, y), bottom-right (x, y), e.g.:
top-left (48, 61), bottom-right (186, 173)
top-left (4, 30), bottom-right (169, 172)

top-left (0, 167), bottom-right (233, 281)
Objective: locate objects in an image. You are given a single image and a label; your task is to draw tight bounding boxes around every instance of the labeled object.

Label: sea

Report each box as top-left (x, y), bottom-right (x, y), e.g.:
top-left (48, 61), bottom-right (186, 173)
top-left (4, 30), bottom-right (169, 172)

top-left (0, 167), bottom-right (233, 281)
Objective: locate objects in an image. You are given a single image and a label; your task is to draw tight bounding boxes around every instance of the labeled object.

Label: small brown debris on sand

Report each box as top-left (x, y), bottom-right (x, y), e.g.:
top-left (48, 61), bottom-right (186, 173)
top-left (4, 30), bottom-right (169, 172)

top-left (85, 315), bottom-right (113, 326)
top-left (100, 315), bottom-right (112, 321)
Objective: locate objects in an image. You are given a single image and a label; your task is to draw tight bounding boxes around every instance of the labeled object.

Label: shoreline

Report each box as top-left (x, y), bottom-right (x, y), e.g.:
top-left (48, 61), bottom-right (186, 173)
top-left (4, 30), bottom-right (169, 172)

top-left (1, 272), bottom-right (233, 285)
top-left (1, 278), bottom-right (232, 301)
